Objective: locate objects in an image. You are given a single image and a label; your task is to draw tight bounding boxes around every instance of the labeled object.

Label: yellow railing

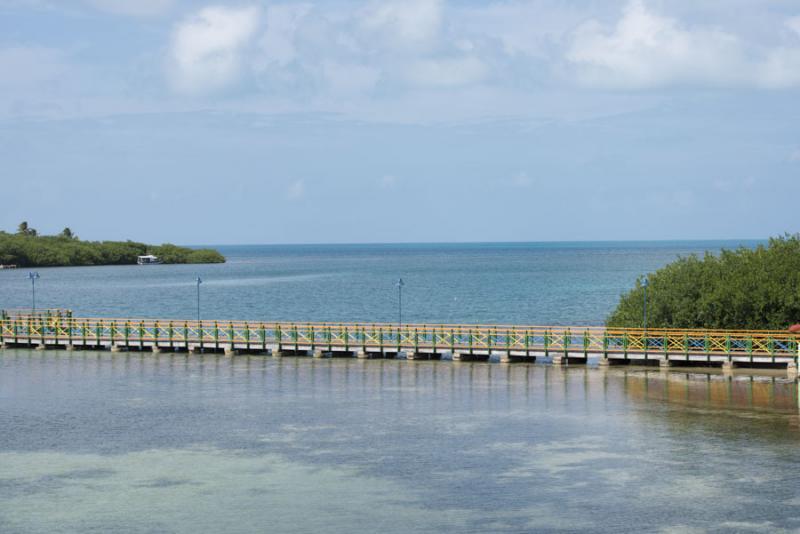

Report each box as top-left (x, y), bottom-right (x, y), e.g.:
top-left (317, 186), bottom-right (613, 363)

top-left (0, 315), bottom-right (797, 357)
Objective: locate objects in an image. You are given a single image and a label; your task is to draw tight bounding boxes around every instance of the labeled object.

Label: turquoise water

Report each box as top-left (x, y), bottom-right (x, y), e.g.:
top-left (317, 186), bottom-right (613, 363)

top-left (0, 240), bottom-right (759, 324)
top-left (1, 351), bottom-right (799, 533)
top-left (5, 240), bottom-right (797, 533)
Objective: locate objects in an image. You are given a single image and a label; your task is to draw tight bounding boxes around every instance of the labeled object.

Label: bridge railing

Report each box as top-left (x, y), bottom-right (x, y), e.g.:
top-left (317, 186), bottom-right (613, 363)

top-left (1, 315), bottom-right (798, 357)
top-left (1, 308), bottom-right (72, 320)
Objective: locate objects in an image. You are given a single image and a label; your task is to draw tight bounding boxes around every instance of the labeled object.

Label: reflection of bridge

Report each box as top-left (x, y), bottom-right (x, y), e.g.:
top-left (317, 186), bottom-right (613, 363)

top-left (1, 310), bottom-right (797, 373)
top-left (625, 372), bottom-right (798, 412)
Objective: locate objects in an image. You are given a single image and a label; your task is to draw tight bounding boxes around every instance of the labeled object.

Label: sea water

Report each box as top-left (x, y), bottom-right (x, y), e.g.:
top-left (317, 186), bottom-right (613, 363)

top-left (0, 241), bottom-right (761, 325)
top-left (4, 240), bottom-right (798, 533)
top-left (1, 353), bottom-right (798, 533)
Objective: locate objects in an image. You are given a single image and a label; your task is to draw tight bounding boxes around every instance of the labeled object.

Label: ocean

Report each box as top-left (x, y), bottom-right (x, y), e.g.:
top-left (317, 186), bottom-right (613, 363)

top-left (5, 240), bottom-right (799, 534)
top-left (0, 240), bottom-right (761, 325)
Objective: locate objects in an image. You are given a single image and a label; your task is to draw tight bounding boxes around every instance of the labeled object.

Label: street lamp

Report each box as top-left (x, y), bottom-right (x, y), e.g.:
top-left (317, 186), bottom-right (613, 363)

top-left (196, 277), bottom-right (202, 323)
top-left (396, 278), bottom-right (404, 326)
top-left (642, 277), bottom-right (649, 351)
top-left (28, 272), bottom-right (40, 313)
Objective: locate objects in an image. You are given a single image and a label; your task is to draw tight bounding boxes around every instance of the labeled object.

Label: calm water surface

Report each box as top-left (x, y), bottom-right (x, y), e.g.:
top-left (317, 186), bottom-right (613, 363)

top-left (0, 241), bottom-right (761, 325)
top-left (3, 241), bottom-right (795, 533)
top-left (1, 351), bottom-right (799, 533)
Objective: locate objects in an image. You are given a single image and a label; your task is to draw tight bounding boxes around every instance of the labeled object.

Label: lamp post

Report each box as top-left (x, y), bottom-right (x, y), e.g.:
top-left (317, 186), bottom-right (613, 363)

top-left (196, 277), bottom-right (202, 323)
top-left (396, 278), bottom-right (404, 326)
top-left (28, 272), bottom-right (40, 313)
top-left (642, 277), bottom-right (649, 352)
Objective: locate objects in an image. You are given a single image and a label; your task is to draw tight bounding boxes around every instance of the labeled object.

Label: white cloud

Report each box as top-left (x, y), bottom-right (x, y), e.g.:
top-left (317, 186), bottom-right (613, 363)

top-left (359, 0), bottom-right (443, 52)
top-left (566, 1), bottom-right (800, 90)
top-left (456, 0), bottom-right (588, 59)
top-left (322, 61), bottom-right (380, 94)
top-left (567, 0), bottom-right (747, 89)
top-left (286, 179), bottom-right (305, 200)
top-left (86, 0), bottom-right (174, 17)
top-left (257, 4), bottom-right (312, 69)
top-left (403, 56), bottom-right (487, 87)
top-left (168, 6), bottom-right (260, 94)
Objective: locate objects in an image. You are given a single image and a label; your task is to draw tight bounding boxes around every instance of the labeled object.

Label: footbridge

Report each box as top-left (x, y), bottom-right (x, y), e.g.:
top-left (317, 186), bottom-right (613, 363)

top-left (1, 309), bottom-right (797, 373)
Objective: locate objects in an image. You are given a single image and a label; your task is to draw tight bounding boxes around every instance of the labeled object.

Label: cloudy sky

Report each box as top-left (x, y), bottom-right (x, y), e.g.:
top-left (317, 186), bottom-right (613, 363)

top-left (1, 0), bottom-right (798, 244)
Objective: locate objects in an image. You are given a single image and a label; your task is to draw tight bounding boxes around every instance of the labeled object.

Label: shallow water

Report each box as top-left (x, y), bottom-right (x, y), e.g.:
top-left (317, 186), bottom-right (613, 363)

top-left (1, 349), bottom-right (799, 533)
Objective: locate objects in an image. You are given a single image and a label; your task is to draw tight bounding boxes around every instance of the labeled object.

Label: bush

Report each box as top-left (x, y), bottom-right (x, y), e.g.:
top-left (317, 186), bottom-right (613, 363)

top-left (607, 234), bottom-right (800, 330)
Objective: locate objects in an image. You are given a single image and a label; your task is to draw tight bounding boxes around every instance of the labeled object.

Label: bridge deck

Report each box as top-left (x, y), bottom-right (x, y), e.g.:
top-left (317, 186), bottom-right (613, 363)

top-left (1, 313), bottom-right (797, 371)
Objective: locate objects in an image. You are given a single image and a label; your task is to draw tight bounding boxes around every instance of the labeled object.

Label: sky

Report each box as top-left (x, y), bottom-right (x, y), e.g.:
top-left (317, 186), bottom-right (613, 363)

top-left (0, 0), bottom-right (798, 245)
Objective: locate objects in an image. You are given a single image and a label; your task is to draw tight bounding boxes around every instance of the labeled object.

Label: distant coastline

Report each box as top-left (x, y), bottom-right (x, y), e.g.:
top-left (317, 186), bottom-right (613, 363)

top-left (0, 222), bottom-right (225, 267)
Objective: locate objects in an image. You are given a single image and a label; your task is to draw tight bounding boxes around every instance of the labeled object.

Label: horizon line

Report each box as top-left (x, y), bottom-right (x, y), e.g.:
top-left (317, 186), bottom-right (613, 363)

top-left (188, 237), bottom-right (769, 248)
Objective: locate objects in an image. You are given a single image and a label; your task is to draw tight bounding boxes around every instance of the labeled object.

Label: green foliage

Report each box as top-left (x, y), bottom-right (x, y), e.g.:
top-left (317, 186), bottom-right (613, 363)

top-left (149, 244), bottom-right (226, 264)
top-left (17, 221), bottom-right (37, 236)
top-left (607, 234), bottom-right (800, 330)
top-left (0, 225), bottom-right (225, 267)
top-left (59, 227), bottom-right (77, 240)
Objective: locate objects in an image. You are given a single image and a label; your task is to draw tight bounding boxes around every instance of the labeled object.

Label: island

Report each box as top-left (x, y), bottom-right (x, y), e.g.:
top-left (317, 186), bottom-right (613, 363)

top-left (0, 222), bottom-right (225, 267)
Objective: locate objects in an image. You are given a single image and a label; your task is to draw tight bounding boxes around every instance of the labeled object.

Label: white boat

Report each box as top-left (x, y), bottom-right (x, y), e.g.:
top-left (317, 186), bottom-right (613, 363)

top-left (137, 255), bottom-right (163, 265)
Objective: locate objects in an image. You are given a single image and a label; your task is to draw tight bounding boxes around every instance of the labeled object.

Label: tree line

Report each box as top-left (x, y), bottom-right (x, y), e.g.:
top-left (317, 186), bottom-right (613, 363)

top-left (0, 222), bottom-right (225, 267)
top-left (607, 234), bottom-right (800, 331)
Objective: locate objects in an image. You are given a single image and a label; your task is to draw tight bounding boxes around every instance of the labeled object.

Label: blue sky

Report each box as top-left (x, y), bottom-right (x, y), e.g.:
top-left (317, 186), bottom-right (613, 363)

top-left (0, 0), bottom-right (798, 245)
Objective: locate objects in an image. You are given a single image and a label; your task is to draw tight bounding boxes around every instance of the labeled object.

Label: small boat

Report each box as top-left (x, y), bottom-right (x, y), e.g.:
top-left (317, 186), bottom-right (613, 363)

top-left (137, 255), bottom-right (163, 265)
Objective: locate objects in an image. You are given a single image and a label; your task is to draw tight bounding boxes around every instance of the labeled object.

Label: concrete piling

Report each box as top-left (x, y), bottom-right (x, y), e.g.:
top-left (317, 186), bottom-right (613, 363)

top-left (722, 360), bottom-right (734, 374)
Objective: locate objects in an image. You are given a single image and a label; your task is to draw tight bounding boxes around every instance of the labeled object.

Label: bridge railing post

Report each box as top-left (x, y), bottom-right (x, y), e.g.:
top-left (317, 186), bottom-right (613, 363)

top-left (583, 329), bottom-right (589, 357)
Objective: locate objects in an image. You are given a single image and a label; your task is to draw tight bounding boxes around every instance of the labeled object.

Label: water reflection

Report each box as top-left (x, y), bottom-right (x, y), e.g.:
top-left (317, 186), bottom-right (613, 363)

top-left (622, 370), bottom-right (798, 413)
top-left (3, 350), bottom-right (800, 533)
top-left (2, 349), bottom-right (797, 415)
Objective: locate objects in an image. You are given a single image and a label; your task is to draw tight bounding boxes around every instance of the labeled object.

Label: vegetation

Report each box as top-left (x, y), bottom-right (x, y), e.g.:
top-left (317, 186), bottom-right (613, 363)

top-left (607, 234), bottom-right (800, 331)
top-left (0, 223), bottom-right (225, 267)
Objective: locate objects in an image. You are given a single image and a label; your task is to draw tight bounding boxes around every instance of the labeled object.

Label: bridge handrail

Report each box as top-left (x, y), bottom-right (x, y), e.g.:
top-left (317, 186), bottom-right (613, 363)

top-left (5, 316), bottom-right (798, 339)
top-left (1, 308), bottom-right (71, 318)
top-left (2, 315), bottom-right (798, 351)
